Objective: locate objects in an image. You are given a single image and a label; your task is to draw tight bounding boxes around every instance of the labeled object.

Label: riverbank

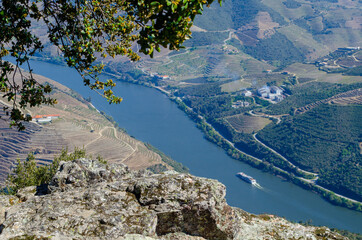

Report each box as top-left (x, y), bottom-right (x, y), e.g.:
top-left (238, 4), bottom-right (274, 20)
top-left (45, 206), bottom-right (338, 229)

top-left (27, 56), bottom-right (362, 212)
top-left (99, 63), bottom-right (362, 212)
top-left (14, 58), bottom-right (362, 233)
top-left (172, 96), bottom-right (362, 211)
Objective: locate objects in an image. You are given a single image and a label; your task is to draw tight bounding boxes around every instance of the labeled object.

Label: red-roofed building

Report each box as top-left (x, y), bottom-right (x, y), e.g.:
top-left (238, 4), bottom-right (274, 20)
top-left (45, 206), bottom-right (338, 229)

top-left (33, 114), bottom-right (60, 123)
top-left (33, 114), bottom-right (60, 119)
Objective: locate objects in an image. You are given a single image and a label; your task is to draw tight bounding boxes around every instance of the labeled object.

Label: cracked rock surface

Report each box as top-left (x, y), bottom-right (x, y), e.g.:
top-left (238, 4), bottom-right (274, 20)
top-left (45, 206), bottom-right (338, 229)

top-left (0, 159), bottom-right (347, 239)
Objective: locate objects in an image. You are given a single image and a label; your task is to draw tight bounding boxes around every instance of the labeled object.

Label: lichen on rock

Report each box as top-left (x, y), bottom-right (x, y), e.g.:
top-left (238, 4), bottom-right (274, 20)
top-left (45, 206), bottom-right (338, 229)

top-left (0, 159), bottom-right (348, 239)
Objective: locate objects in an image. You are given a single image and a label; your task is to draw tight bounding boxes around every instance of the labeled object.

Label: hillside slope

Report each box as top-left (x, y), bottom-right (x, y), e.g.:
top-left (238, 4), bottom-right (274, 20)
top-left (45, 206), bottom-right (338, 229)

top-left (0, 72), bottom-right (180, 184)
top-left (258, 104), bottom-right (362, 201)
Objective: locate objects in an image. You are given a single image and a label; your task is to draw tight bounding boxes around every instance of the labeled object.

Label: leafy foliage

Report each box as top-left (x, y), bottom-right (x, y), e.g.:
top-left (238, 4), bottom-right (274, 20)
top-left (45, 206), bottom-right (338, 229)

top-left (0, 0), bottom-right (220, 129)
top-left (6, 147), bottom-right (87, 194)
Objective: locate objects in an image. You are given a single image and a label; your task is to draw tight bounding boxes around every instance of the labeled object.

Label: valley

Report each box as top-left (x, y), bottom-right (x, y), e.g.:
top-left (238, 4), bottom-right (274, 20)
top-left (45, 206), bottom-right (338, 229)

top-left (1, 0), bottom-right (362, 237)
top-left (25, 0), bottom-right (361, 211)
top-left (69, 0), bottom-right (361, 211)
top-left (20, 59), bottom-right (362, 233)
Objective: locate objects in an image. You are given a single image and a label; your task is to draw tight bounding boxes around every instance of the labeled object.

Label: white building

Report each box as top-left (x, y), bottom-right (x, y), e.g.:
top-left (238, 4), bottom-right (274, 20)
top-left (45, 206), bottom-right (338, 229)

top-left (232, 100), bottom-right (250, 108)
top-left (37, 117), bottom-right (52, 124)
top-left (242, 90), bottom-right (252, 97)
top-left (270, 86), bottom-right (283, 95)
top-left (257, 86), bottom-right (270, 98)
top-left (268, 93), bottom-right (277, 100)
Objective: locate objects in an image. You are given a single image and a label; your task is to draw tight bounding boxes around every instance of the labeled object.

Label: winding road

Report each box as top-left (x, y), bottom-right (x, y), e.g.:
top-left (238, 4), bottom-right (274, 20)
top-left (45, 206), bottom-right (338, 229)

top-left (253, 133), bottom-right (318, 180)
top-left (179, 98), bottom-right (361, 204)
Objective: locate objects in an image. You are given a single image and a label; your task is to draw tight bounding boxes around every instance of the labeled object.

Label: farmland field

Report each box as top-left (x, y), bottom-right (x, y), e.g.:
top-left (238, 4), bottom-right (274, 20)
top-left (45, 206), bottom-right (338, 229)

top-left (277, 24), bottom-right (330, 59)
top-left (285, 63), bottom-right (362, 84)
top-left (225, 113), bottom-right (272, 133)
top-left (221, 79), bottom-right (251, 92)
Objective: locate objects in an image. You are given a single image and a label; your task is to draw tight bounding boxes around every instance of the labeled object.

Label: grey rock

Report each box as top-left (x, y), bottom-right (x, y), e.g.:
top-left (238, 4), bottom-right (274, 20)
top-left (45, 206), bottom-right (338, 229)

top-left (0, 159), bottom-right (348, 240)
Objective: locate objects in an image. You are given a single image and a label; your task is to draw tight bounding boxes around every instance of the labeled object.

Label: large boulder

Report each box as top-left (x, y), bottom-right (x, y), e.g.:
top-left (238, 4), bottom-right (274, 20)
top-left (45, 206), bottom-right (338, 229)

top-left (0, 159), bottom-right (347, 239)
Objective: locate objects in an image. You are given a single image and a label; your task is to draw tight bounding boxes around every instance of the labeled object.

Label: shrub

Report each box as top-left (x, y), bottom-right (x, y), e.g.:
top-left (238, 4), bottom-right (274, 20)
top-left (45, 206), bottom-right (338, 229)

top-left (6, 147), bottom-right (87, 194)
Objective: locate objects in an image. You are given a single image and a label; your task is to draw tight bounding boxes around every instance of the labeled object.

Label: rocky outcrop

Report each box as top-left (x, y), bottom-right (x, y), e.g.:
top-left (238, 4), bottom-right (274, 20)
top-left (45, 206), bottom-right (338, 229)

top-left (0, 159), bottom-right (347, 239)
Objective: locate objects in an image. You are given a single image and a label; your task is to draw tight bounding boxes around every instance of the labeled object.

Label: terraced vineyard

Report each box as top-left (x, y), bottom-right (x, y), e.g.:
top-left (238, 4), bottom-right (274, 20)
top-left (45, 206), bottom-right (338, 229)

top-left (329, 95), bottom-right (362, 105)
top-left (295, 88), bottom-right (362, 115)
top-left (225, 113), bottom-right (272, 133)
top-left (0, 109), bottom-right (66, 183)
top-left (0, 73), bottom-right (173, 185)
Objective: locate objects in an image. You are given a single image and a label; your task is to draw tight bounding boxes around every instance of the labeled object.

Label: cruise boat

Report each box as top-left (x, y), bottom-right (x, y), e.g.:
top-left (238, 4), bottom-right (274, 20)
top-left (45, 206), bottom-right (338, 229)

top-left (237, 172), bottom-right (257, 185)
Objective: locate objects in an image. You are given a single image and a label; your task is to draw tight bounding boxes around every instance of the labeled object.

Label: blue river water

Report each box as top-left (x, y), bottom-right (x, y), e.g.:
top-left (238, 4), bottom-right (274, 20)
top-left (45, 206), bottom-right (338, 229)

top-left (23, 60), bottom-right (362, 233)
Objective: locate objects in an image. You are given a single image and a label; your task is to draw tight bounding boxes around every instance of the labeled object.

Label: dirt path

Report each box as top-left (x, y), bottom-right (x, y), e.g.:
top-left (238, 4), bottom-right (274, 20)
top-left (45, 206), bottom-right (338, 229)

top-left (84, 127), bottom-right (106, 149)
top-left (109, 126), bottom-right (139, 162)
top-left (351, 54), bottom-right (359, 62)
top-left (84, 126), bottom-right (136, 161)
top-left (157, 49), bottom-right (190, 67)
top-left (248, 110), bottom-right (285, 124)
top-left (223, 30), bottom-right (233, 46)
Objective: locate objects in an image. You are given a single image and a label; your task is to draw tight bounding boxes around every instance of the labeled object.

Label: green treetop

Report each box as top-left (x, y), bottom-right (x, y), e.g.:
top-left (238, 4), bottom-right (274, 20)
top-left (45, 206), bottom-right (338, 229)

top-left (0, 0), bottom-right (221, 130)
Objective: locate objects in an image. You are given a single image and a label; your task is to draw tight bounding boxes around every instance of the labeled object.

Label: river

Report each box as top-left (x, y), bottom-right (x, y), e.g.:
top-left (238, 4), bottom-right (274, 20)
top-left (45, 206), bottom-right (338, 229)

top-left (24, 60), bottom-right (362, 233)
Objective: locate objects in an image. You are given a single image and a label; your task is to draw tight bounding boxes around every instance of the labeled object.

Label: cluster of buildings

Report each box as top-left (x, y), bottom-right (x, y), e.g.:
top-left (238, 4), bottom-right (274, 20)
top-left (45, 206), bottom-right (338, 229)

top-left (232, 100), bottom-right (250, 108)
top-left (149, 73), bottom-right (171, 80)
top-left (232, 85), bottom-right (285, 107)
top-left (32, 114), bottom-right (60, 124)
top-left (257, 86), bottom-right (284, 102)
top-left (221, 45), bottom-right (239, 54)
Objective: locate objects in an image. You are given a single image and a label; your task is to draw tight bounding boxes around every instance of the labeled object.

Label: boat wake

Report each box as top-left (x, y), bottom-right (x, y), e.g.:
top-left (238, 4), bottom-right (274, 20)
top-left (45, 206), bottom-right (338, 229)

top-left (253, 183), bottom-right (263, 190)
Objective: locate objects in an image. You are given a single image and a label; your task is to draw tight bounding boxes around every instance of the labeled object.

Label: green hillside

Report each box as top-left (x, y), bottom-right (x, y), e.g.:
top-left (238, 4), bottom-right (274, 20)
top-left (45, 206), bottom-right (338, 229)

top-left (258, 104), bottom-right (362, 201)
top-left (243, 32), bottom-right (306, 67)
top-left (266, 82), bottom-right (362, 115)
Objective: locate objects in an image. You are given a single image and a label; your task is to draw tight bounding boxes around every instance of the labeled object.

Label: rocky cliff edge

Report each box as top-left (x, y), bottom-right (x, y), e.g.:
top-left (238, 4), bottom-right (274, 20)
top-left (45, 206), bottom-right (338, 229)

top-left (0, 159), bottom-right (347, 239)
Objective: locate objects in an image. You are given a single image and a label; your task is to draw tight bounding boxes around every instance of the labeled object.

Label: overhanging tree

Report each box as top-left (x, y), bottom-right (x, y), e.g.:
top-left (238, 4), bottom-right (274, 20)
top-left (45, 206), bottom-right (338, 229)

top-left (0, 0), bottom-right (220, 129)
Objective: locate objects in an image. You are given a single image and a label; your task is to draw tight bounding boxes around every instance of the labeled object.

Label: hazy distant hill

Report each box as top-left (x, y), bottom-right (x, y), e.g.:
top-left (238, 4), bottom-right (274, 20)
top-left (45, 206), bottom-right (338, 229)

top-left (193, 0), bottom-right (361, 61)
top-left (32, 0), bottom-right (361, 80)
